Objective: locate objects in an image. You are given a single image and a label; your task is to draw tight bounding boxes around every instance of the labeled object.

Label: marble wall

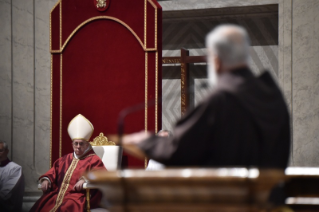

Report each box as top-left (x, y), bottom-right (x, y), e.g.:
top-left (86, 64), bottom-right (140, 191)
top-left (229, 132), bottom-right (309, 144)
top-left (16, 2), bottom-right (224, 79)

top-left (0, 0), bottom-right (12, 154)
top-left (0, 0), bottom-right (318, 201)
top-left (0, 0), bottom-right (56, 195)
top-left (290, 0), bottom-right (319, 166)
top-left (278, 0), bottom-right (319, 166)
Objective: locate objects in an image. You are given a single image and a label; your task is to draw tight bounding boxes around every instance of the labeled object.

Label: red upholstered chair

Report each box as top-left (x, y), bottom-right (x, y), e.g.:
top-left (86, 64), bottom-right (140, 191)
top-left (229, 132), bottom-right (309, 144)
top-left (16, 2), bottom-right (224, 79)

top-left (50, 0), bottom-right (162, 171)
top-left (47, 0), bottom-right (162, 210)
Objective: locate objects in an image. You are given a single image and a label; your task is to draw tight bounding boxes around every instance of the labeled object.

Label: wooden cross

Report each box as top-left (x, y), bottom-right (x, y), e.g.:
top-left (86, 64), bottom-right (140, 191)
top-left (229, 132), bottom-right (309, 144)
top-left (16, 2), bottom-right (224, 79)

top-left (162, 48), bottom-right (206, 116)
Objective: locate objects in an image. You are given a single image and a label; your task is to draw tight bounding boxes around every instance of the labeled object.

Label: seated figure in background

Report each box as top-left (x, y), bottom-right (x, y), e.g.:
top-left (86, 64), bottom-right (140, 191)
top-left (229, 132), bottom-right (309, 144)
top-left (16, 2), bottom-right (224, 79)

top-left (123, 24), bottom-right (290, 169)
top-left (0, 141), bottom-right (24, 212)
top-left (146, 130), bottom-right (172, 170)
top-left (30, 114), bottom-right (106, 212)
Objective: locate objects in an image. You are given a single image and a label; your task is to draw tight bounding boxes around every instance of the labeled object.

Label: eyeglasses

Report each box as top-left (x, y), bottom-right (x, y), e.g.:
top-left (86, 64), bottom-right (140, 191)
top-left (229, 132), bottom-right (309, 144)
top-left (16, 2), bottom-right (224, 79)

top-left (72, 142), bottom-right (86, 147)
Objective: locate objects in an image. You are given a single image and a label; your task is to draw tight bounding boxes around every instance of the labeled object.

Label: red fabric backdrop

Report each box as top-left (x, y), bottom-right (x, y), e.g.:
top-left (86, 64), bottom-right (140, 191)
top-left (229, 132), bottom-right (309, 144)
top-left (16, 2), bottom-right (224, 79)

top-left (50, 0), bottom-right (162, 168)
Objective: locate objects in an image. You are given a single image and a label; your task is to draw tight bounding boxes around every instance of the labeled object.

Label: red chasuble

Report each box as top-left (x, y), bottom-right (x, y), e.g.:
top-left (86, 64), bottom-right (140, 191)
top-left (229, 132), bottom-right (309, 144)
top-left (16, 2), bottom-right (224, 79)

top-left (30, 149), bottom-right (106, 212)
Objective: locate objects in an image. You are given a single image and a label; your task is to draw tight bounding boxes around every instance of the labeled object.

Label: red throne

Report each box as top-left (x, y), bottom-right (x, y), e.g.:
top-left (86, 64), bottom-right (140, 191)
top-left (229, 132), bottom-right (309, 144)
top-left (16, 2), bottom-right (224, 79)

top-left (50, 0), bottom-right (162, 168)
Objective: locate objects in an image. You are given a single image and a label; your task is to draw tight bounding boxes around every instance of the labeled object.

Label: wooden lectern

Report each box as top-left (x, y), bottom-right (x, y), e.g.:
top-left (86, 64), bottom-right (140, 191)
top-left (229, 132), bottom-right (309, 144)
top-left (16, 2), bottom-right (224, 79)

top-left (85, 168), bottom-right (287, 212)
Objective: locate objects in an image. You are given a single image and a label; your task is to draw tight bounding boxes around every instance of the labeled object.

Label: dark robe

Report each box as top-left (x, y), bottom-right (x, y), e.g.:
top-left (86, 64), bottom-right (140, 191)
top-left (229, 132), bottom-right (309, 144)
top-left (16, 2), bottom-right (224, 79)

top-left (30, 149), bottom-right (106, 212)
top-left (0, 158), bottom-right (24, 212)
top-left (139, 68), bottom-right (290, 169)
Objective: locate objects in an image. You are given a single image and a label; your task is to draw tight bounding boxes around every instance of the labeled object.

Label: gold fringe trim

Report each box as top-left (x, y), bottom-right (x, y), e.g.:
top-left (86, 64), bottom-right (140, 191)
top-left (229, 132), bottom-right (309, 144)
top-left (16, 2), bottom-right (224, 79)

top-left (59, 1), bottom-right (62, 49)
top-left (50, 16), bottom-right (157, 53)
top-left (144, 0), bottom-right (147, 47)
top-left (147, 0), bottom-right (157, 9)
top-left (145, 52), bottom-right (148, 133)
top-left (50, 55), bottom-right (53, 167)
top-left (59, 54), bottom-right (62, 158)
top-left (155, 51), bottom-right (158, 133)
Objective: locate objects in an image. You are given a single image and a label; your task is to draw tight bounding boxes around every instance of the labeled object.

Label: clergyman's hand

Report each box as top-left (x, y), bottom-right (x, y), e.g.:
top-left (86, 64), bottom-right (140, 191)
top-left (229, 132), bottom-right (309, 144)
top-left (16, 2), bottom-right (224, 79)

top-left (122, 131), bottom-right (152, 145)
top-left (121, 131), bottom-right (151, 160)
top-left (41, 180), bottom-right (51, 193)
top-left (73, 179), bottom-right (85, 192)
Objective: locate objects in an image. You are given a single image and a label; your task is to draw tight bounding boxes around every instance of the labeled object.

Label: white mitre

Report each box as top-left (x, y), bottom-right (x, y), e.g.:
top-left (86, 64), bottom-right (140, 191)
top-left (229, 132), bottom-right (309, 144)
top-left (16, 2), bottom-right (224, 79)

top-left (68, 114), bottom-right (94, 141)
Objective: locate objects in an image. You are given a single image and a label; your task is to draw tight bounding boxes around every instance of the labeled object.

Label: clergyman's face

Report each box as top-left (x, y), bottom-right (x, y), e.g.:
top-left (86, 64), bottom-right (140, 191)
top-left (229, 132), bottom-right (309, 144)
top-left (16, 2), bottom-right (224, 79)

top-left (72, 139), bottom-right (89, 156)
top-left (0, 143), bottom-right (8, 161)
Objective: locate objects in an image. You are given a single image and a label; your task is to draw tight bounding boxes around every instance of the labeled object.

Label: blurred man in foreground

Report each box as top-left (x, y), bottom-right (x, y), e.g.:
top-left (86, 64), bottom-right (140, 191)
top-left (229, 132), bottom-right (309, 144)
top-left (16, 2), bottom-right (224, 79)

top-left (30, 114), bottom-right (106, 212)
top-left (124, 24), bottom-right (290, 169)
top-left (0, 141), bottom-right (24, 212)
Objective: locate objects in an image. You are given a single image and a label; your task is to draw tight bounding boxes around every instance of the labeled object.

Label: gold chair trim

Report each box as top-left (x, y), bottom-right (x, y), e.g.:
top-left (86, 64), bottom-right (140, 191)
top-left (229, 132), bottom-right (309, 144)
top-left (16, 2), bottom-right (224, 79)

top-left (90, 133), bottom-right (115, 146)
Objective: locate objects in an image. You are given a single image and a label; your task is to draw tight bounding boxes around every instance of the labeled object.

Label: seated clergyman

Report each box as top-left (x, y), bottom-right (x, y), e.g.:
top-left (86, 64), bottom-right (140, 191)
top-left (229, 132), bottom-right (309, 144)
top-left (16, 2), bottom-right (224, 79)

top-left (30, 114), bottom-right (106, 212)
top-left (0, 141), bottom-right (24, 212)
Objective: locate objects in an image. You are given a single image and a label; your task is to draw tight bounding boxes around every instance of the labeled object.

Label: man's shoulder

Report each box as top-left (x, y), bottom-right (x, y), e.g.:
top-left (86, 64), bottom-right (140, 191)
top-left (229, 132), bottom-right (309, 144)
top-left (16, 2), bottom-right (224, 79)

top-left (8, 161), bottom-right (22, 168)
top-left (202, 88), bottom-right (230, 107)
top-left (54, 153), bottom-right (73, 162)
top-left (80, 149), bottom-right (100, 160)
top-left (62, 152), bottom-right (74, 158)
top-left (206, 69), bottom-right (278, 102)
top-left (198, 77), bottom-right (257, 113)
top-left (85, 153), bottom-right (102, 162)
top-left (5, 162), bottom-right (22, 175)
top-left (80, 152), bottom-right (104, 167)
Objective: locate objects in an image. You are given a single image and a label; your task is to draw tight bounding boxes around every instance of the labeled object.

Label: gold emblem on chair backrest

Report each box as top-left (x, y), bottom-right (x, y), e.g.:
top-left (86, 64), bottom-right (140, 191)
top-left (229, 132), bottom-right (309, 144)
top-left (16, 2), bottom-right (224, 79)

top-left (96, 0), bottom-right (107, 8)
top-left (90, 133), bottom-right (115, 146)
top-left (94, 0), bottom-right (110, 12)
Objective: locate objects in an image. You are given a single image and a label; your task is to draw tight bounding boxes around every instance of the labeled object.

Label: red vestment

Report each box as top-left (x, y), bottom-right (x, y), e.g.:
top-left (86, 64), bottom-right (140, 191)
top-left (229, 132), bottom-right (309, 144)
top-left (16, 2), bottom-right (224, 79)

top-left (30, 149), bottom-right (106, 212)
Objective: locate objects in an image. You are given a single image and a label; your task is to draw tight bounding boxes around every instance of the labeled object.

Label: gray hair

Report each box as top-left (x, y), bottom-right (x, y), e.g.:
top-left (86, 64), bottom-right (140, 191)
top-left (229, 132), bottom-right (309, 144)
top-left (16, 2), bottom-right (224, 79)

top-left (0, 140), bottom-right (8, 150)
top-left (206, 24), bottom-right (250, 68)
